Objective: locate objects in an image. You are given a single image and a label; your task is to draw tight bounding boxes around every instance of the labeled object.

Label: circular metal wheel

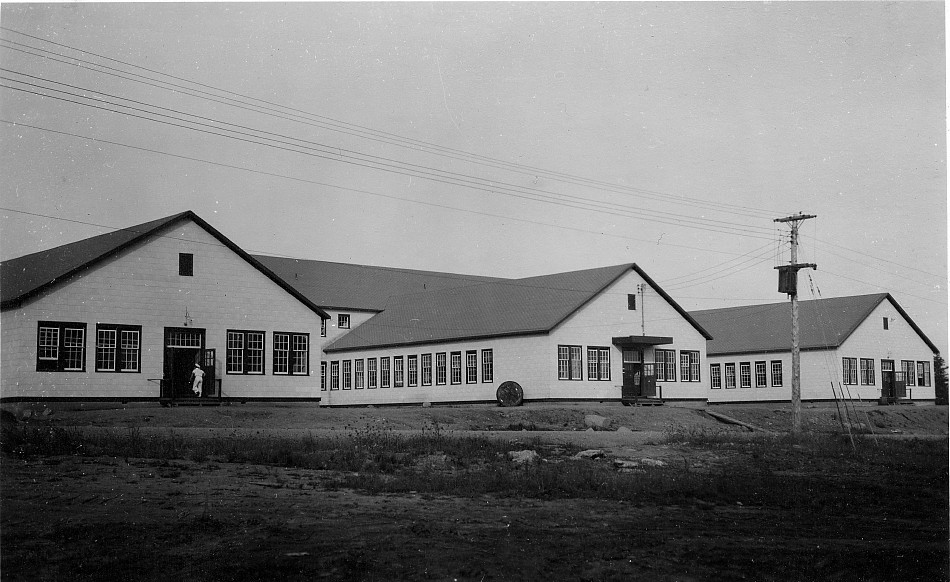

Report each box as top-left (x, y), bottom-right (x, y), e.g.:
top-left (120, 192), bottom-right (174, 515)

top-left (496, 381), bottom-right (524, 407)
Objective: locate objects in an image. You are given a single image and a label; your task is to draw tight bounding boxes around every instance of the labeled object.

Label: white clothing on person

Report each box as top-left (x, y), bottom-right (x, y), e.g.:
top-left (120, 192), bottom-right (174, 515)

top-left (191, 366), bottom-right (205, 397)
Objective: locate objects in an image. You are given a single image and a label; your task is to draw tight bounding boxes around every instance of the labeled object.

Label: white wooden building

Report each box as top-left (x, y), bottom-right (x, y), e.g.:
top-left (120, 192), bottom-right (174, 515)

top-left (319, 264), bottom-right (712, 407)
top-left (0, 212), bottom-right (329, 403)
top-left (691, 294), bottom-right (939, 403)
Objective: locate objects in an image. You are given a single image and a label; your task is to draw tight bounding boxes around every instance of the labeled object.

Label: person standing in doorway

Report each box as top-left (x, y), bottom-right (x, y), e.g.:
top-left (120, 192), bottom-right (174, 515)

top-left (191, 363), bottom-right (205, 397)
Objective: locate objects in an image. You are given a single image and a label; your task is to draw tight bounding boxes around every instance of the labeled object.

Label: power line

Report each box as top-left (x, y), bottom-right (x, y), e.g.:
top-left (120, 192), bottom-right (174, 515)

top-left (0, 27), bottom-right (786, 221)
top-left (0, 80), bottom-right (779, 242)
top-left (0, 121), bottom-right (784, 262)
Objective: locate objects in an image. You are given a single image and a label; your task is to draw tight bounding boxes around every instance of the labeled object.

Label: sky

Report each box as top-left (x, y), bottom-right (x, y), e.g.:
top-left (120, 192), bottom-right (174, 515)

top-left (1, 2), bottom-right (947, 354)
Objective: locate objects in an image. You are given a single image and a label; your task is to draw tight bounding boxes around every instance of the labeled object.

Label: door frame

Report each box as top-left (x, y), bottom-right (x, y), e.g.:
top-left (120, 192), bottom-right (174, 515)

top-left (163, 327), bottom-right (206, 399)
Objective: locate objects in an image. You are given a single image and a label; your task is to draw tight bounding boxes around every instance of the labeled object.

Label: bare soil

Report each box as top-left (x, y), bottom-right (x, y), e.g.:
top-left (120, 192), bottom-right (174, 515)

top-left (2, 401), bottom-right (947, 581)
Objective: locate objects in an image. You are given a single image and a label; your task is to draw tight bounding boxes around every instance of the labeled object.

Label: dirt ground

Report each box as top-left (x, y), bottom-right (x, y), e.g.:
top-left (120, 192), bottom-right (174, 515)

top-left (2, 401), bottom-right (947, 581)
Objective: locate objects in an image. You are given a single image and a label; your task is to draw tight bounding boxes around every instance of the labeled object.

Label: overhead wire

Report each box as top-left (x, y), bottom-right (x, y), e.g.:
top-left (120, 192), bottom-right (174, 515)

top-left (0, 28), bottom-right (785, 221)
top-left (0, 77), bottom-right (779, 241)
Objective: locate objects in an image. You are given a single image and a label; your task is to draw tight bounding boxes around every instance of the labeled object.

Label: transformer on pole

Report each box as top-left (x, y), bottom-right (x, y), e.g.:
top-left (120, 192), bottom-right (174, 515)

top-left (774, 213), bottom-right (817, 433)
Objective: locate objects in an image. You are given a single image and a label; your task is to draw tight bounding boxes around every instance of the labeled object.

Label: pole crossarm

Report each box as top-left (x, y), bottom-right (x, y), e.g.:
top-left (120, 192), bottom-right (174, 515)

top-left (774, 263), bottom-right (817, 271)
top-left (774, 214), bottom-right (817, 223)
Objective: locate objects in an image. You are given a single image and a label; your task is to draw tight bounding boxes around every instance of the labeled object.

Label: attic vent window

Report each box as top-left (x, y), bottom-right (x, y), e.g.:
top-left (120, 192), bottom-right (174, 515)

top-left (627, 294), bottom-right (637, 310)
top-left (179, 253), bottom-right (194, 277)
top-left (883, 317), bottom-right (889, 330)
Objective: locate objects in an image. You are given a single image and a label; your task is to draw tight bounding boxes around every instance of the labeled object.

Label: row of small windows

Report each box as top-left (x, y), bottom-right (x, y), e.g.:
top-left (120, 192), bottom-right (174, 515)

top-left (558, 346), bottom-right (702, 382)
top-left (710, 361), bottom-right (784, 389)
top-left (36, 322), bottom-right (309, 376)
top-left (322, 349), bottom-right (494, 391)
top-left (841, 358), bottom-right (931, 387)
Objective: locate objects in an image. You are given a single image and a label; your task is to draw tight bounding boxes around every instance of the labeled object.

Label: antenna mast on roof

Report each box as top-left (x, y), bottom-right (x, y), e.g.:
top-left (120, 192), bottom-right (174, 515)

top-left (774, 213), bottom-right (817, 434)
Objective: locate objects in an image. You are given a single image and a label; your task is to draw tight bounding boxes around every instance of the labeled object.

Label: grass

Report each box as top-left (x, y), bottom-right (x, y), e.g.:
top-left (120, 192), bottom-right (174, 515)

top-left (2, 421), bottom-right (946, 512)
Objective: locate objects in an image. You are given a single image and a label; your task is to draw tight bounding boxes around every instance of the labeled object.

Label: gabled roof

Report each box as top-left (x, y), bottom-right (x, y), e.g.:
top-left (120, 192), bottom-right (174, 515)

top-left (325, 263), bottom-right (711, 353)
top-left (252, 255), bottom-right (504, 312)
top-left (691, 293), bottom-right (939, 356)
top-left (0, 211), bottom-right (330, 319)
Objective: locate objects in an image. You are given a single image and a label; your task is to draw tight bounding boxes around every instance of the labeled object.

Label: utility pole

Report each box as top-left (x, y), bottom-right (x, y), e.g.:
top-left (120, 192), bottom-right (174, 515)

top-left (774, 213), bottom-right (817, 433)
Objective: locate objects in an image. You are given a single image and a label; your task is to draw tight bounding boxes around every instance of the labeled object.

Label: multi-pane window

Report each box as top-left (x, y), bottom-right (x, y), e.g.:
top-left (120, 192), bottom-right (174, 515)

top-left (408, 355), bottom-right (418, 387)
top-left (917, 361), bottom-right (931, 387)
top-left (421, 354), bottom-right (433, 386)
top-left (710, 364), bottom-right (722, 389)
top-left (321, 319), bottom-right (327, 337)
top-left (355, 359), bottom-right (364, 389)
top-left (654, 349), bottom-right (676, 382)
top-left (901, 360), bottom-right (916, 386)
top-left (771, 361), bottom-right (783, 387)
top-left (739, 362), bottom-right (751, 388)
top-left (367, 358), bottom-right (378, 389)
top-left (860, 358), bottom-right (875, 386)
top-left (557, 345), bottom-right (582, 380)
top-left (724, 363), bottom-right (736, 389)
top-left (330, 361), bottom-right (340, 390)
top-left (394, 356), bottom-right (405, 387)
top-left (95, 324), bottom-right (141, 373)
top-left (320, 362), bottom-right (327, 391)
top-left (227, 331), bottom-right (264, 374)
top-left (627, 294), bottom-right (637, 310)
top-left (755, 361), bottom-right (767, 388)
top-left (342, 360), bottom-right (352, 390)
top-left (37, 322), bottom-right (88, 372)
top-left (466, 351), bottom-right (478, 384)
top-left (481, 349), bottom-right (494, 383)
top-left (450, 352), bottom-right (462, 385)
top-left (850, 358), bottom-right (868, 386)
top-left (380, 357), bottom-right (391, 388)
top-left (436, 353), bottom-right (447, 385)
top-left (680, 351), bottom-right (700, 382)
top-left (338, 314), bottom-right (350, 329)
top-left (587, 347), bottom-right (610, 381)
top-left (274, 333), bottom-right (310, 375)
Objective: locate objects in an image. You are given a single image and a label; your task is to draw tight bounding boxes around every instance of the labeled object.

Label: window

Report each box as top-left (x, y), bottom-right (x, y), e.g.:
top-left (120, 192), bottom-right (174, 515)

top-left (917, 361), bottom-right (931, 387)
top-left (321, 319), bottom-right (327, 337)
top-left (450, 352), bottom-right (462, 385)
top-left (901, 360), bottom-right (916, 386)
top-left (408, 355), bottom-right (418, 387)
top-left (367, 358), bottom-right (377, 389)
top-left (860, 358), bottom-right (875, 385)
top-left (558, 345), bottom-right (582, 380)
top-left (393, 356), bottom-right (404, 387)
top-left (883, 317), bottom-right (889, 330)
top-left (842, 357), bottom-right (858, 385)
top-left (755, 361), bottom-right (767, 388)
top-left (330, 361), bottom-right (340, 390)
top-left (355, 359), bottom-right (364, 389)
top-left (421, 354), bottom-right (433, 386)
top-left (627, 294), bottom-right (637, 310)
top-left (680, 351), bottom-right (700, 382)
top-left (338, 314), bottom-right (350, 329)
top-left (380, 357), bottom-right (391, 388)
top-left (466, 351), bottom-right (478, 384)
top-left (724, 363), bottom-right (736, 389)
top-left (274, 332), bottom-right (309, 375)
top-left (95, 324), bottom-right (141, 373)
top-left (654, 349), bottom-right (676, 382)
top-left (771, 361), bottom-right (783, 387)
top-left (739, 362), bottom-right (751, 388)
top-left (37, 321), bottom-right (87, 372)
top-left (342, 360), bottom-right (352, 390)
top-left (587, 347), bottom-right (611, 381)
top-left (227, 331), bottom-right (264, 375)
top-left (482, 349), bottom-right (494, 383)
top-left (436, 353), bottom-right (447, 385)
top-left (320, 362), bottom-right (327, 391)
top-left (179, 253), bottom-right (193, 276)
top-left (710, 364), bottom-right (722, 389)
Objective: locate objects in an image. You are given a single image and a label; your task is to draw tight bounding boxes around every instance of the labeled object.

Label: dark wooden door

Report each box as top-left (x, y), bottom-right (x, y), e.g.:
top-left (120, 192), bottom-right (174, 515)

top-left (163, 328), bottom-right (205, 399)
top-left (881, 360), bottom-right (895, 401)
top-left (622, 363), bottom-right (642, 399)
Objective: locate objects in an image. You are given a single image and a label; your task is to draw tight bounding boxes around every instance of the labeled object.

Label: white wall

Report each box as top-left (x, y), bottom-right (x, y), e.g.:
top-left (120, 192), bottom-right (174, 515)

top-left (706, 300), bottom-right (937, 403)
top-left (1, 220), bottom-right (324, 400)
top-left (322, 268), bottom-right (710, 406)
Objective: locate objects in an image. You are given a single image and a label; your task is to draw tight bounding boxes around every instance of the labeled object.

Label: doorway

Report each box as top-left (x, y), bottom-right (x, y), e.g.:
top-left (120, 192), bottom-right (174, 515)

top-left (163, 328), bottom-right (205, 399)
top-left (621, 349), bottom-right (657, 400)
